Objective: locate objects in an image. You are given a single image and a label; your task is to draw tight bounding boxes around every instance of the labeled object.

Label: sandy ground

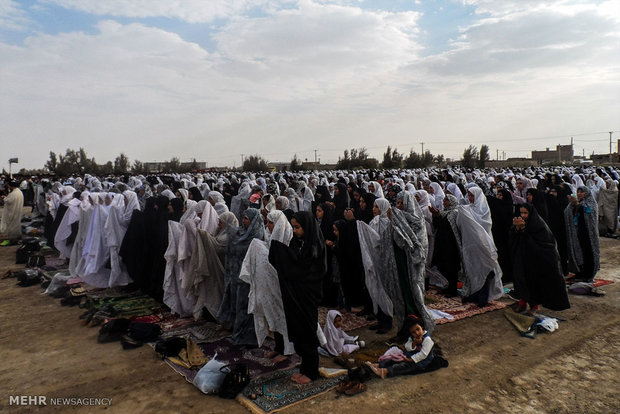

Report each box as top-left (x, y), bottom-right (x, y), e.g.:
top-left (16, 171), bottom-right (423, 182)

top-left (0, 208), bottom-right (618, 414)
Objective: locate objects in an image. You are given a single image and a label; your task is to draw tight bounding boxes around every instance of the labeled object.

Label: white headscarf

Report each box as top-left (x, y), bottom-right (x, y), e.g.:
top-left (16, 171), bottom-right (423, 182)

top-left (322, 310), bottom-right (357, 356)
top-left (208, 191), bottom-right (229, 216)
top-left (369, 198), bottom-right (391, 235)
top-left (161, 189), bottom-right (176, 200)
top-left (368, 181), bottom-right (385, 198)
top-left (266, 210), bottom-right (293, 246)
top-left (429, 182), bottom-right (445, 210)
top-left (122, 190), bottom-right (140, 223)
top-left (198, 200), bottom-right (219, 235)
top-left (180, 199), bottom-right (198, 225)
top-left (465, 186), bottom-right (492, 236)
top-left (446, 182), bottom-right (465, 205)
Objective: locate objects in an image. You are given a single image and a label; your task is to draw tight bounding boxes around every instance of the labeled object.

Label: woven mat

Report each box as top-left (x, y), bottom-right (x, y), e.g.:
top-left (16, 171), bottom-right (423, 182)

top-left (425, 289), bottom-right (507, 324)
top-left (318, 307), bottom-right (373, 331)
top-left (237, 368), bottom-right (344, 414)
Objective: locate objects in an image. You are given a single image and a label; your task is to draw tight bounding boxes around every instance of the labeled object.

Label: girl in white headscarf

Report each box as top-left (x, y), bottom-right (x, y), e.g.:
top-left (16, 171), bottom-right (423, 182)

top-left (179, 200), bottom-right (198, 225)
top-left (285, 188), bottom-right (300, 212)
top-left (429, 182), bottom-right (445, 211)
top-left (299, 183), bottom-right (314, 213)
top-left (208, 191), bottom-right (229, 216)
top-left (368, 181), bottom-right (385, 199)
top-left (446, 183), bottom-right (466, 205)
top-left (369, 198), bottom-right (391, 236)
top-left (321, 310), bottom-right (362, 356)
top-left (465, 186), bottom-right (493, 237)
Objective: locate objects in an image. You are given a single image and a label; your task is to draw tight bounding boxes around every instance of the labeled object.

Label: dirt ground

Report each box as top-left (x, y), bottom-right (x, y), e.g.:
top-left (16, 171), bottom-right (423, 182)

top-left (0, 208), bottom-right (618, 414)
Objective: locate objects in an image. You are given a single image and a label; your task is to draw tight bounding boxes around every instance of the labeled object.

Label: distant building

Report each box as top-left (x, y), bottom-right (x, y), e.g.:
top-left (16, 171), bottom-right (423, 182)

top-left (486, 159), bottom-right (538, 168)
top-left (144, 162), bottom-right (165, 173)
top-left (531, 144), bottom-right (573, 164)
top-left (180, 161), bottom-right (207, 170)
top-left (143, 161), bottom-right (207, 173)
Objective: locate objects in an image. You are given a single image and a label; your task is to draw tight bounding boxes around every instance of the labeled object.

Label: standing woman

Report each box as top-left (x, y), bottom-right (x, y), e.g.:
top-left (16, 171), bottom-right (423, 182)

top-left (217, 208), bottom-right (265, 346)
top-left (316, 203), bottom-right (339, 307)
top-left (509, 203), bottom-right (570, 314)
top-left (269, 211), bottom-right (327, 384)
top-left (331, 182), bottom-right (349, 220)
top-left (565, 186), bottom-right (600, 282)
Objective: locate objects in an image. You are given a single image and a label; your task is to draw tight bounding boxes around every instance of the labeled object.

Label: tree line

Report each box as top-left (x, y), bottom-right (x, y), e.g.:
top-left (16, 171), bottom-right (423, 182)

top-left (41, 148), bottom-right (204, 176)
top-left (12, 144), bottom-right (493, 176)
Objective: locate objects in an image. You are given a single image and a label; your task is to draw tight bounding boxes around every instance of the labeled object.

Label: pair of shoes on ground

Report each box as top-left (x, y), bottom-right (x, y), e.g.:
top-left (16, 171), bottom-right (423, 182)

top-left (335, 380), bottom-right (367, 396)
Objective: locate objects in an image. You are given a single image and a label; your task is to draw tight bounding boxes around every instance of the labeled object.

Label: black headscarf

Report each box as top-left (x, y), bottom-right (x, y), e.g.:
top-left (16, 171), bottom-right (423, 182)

top-left (169, 198), bottom-right (184, 222)
top-left (332, 182), bottom-right (349, 220)
top-left (357, 192), bottom-right (377, 224)
top-left (188, 187), bottom-right (203, 201)
top-left (526, 188), bottom-right (549, 224)
top-left (292, 211), bottom-right (326, 261)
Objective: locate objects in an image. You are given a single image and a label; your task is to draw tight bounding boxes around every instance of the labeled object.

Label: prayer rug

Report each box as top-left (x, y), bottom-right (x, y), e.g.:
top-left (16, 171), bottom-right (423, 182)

top-left (318, 307), bottom-right (373, 331)
top-left (164, 337), bottom-right (301, 384)
top-left (43, 256), bottom-right (69, 269)
top-left (565, 278), bottom-right (613, 288)
top-left (425, 289), bottom-right (507, 324)
top-left (159, 319), bottom-right (229, 344)
top-left (593, 279), bottom-right (613, 288)
top-left (237, 368), bottom-right (344, 414)
top-left (85, 293), bottom-right (160, 318)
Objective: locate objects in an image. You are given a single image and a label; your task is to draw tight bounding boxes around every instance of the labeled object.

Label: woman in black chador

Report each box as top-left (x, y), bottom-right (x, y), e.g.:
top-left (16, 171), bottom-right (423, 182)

top-left (269, 211), bottom-right (327, 384)
top-left (509, 203), bottom-right (570, 315)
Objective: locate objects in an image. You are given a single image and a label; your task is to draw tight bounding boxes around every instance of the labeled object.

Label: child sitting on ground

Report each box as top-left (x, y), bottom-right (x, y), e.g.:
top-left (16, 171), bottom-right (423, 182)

top-left (366, 316), bottom-right (434, 378)
top-left (320, 310), bottom-right (365, 357)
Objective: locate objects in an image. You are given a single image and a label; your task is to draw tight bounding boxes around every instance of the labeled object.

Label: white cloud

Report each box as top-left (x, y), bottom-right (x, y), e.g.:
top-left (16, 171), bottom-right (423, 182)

top-left (0, 0), bottom-right (30, 30)
top-left (42, 0), bottom-right (271, 23)
top-left (214, 1), bottom-right (421, 86)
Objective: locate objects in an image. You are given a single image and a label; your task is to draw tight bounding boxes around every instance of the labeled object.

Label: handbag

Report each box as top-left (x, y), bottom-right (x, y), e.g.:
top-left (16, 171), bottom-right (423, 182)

top-left (26, 254), bottom-right (46, 268)
top-left (217, 363), bottom-right (250, 399)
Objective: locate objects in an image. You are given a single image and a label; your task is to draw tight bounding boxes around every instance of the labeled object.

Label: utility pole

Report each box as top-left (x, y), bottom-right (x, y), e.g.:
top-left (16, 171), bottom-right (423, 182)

top-left (571, 136), bottom-right (574, 162)
top-left (558, 144), bottom-right (561, 163)
top-left (610, 131), bottom-right (613, 163)
top-left (502, 151), bottom-right (505, 160)
top-left (241, 154), bottom-right (244, 168)
top-left (421, 142), bottom-right (424, 154)
top-left (314, 149), bottom-right (318, 164)
top-left (496, 149), bottom-right (499, 161)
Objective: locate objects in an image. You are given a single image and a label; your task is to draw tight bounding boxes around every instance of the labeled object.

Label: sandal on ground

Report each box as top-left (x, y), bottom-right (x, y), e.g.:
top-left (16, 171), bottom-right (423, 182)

top-left (336, 380), bottom-right (357, 394)
top-left (344, 382), bottom-right (367, 396)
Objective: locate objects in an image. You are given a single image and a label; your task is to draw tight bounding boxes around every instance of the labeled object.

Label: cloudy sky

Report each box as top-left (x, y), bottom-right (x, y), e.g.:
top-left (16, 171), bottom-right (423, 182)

top-left (1, 0), bottom-right (619, 171)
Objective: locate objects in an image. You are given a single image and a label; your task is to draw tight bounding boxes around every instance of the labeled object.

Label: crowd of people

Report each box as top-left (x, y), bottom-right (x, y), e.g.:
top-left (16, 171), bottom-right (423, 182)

top-left (1, 164), bottom-right (618, 384)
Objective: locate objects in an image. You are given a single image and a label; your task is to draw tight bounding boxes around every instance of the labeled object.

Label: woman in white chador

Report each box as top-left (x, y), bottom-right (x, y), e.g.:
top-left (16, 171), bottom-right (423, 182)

top-left (186, 211), bottom-right (238, 320)
top-left (239, 210), bottom-right (295, 357)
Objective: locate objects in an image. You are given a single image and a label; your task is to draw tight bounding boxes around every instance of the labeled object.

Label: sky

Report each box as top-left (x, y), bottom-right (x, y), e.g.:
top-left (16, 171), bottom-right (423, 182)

top-left (1, 0), bottom-right (619, 171)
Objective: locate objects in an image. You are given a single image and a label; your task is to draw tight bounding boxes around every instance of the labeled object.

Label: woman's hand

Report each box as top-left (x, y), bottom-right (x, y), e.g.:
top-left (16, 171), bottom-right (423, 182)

top-left (429, 206), bottom-right (439, 217)
top-left (344, 208), bottom-right (355, 221)
top-left (513, 216), bottom-right (525, 230)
